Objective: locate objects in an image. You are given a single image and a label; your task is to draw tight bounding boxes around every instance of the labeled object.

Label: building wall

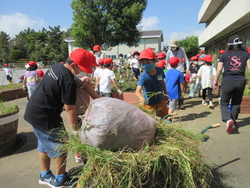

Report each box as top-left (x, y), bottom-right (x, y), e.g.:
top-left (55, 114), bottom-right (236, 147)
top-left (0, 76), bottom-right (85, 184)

top-left (198, 0), bottom-right (250, 60)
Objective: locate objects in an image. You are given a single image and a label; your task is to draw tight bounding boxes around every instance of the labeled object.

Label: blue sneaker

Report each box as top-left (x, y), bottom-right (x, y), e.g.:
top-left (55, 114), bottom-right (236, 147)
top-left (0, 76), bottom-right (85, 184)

top-left (39, 170), bottom-right (55, 186)
top-left (50, 173), bottom-right (78, 188)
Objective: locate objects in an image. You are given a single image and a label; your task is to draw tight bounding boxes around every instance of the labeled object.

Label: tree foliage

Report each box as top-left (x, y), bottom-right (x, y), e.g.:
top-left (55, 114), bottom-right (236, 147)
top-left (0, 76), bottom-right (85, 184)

top-left (0, 26), bottom-right (71, 64)
top-left (178, 36), bottom-right (199, 58)
top-left (70, 0), bottom-right (147, 50)
top-left (0, 31), bottom-right (10, 64)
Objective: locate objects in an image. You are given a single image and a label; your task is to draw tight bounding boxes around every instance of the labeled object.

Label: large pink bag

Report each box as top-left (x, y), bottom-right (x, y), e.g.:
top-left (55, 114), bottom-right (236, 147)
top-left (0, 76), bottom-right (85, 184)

top-left (79, 97), bottom-right (156, 151)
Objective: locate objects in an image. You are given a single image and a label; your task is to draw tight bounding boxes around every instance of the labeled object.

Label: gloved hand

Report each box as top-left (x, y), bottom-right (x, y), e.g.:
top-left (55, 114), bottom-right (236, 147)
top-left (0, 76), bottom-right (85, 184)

top-left (94, 87), bottom-right (98, 92)
top-left (117, 89), bottom-right (123, 96)
top-left (72, 130), bottom-right (79, 136)
top-left (22, 85), bottom-right (28, 92)
top-left (213, 79), bottom-right (218, 89)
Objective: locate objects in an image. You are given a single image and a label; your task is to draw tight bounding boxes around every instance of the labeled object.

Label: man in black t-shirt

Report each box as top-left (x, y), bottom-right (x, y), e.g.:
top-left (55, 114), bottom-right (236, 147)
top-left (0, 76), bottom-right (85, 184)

top-left (24, 48), bottom-right (96, 187)
top-left (214, 35), bottom-right (250, 134)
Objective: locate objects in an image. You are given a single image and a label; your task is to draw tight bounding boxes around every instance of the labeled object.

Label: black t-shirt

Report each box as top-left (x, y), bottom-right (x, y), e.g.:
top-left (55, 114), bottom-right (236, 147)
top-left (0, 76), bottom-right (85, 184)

top-left (219, 50), bottom-right (249, 81)
top-left (24, 63), bottom-right (77, 129)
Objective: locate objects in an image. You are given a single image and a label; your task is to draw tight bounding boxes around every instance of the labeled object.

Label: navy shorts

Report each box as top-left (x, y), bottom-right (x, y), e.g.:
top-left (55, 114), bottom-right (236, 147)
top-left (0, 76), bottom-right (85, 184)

top-left (32, 125), bottom-right (67, 158)
top-left (132, 68), bottom-right (140, 79)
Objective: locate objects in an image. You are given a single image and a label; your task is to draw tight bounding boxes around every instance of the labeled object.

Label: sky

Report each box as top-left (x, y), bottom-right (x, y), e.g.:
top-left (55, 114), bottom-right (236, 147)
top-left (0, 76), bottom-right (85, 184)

top-left (0, 0), bottom-right (205, 46)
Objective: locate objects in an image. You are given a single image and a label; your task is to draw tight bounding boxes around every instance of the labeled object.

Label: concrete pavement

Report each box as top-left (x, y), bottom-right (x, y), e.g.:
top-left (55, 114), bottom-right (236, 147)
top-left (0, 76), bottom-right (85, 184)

top-left (0, 95), bottom-right (249, 188)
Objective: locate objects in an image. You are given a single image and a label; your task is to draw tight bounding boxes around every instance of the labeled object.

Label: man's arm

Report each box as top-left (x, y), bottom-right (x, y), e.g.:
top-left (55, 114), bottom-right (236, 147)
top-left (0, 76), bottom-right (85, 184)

top-left (64, 104), bottom-right (78, 131)
top-left (215, 62), bottom-right (223, 80)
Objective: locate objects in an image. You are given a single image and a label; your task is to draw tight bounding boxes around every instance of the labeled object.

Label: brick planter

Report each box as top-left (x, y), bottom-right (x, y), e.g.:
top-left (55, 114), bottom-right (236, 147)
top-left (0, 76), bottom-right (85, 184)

top-left (0, 88), bottom-right (27, 101)
top-left (240, 96), bottom-right (250, 114)
top-left (0, 110), bottom-right (19, 157)
top-left (90, 92), bottom-right (140, 106)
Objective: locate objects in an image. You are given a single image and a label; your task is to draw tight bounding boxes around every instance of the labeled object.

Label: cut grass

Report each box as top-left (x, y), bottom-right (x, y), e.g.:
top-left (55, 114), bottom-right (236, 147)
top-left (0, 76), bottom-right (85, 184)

top-left (0, 83), bottom-right (22, 93)
top-left (63, 122), bottom-right (212, 188)
top-left (0, 101), bottom-right (19, 116)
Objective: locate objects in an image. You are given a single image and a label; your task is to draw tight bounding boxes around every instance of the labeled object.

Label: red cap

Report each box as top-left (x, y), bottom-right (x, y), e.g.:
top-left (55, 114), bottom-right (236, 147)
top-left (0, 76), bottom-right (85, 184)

top-left (37, 69), bottom-right (44, 78)
top-left (219, 50), bottom-right (226, 54)
top-left (247, 47), bottom-right (250, 53)
top-left (104, 58), bottom-right (113, 64)
top-left (157, 52), bottom-right (166, 59)
top-left (138, 48), bottom-right (156, 60)
top-left (204, 55), bottom-right (213, 62)
top-left (190, 56), bottom-right (198, 61)
top-left (200, 50), bottom-right (205, 53)
top-left (157, 60), bottom-right (166, 68)
top-left (169, 57), bottom-right (180, 66)
top-left (132, 51), bottom-right (140, 55)
top-left (196, 54), bottom-right (201, 57)
top-left (185, 74), bottom-right (191, 82)
top-left (70, 48), bottom-right (95, 73)
top-left (28, 61), bottom-right (37, 66)
top-left (93, 45), bottom-right (101, 51)
top-left (98, 58), bottom-right (104, 65)
top-left (89, 51), bottom-right (98, 67)
top-left (3, 63), bottom-right (8, 66)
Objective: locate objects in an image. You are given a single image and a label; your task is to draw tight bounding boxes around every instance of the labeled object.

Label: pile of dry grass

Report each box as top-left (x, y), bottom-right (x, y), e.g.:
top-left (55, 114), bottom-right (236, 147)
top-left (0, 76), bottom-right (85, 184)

top-left (63, 121), bottom-right (212, 188)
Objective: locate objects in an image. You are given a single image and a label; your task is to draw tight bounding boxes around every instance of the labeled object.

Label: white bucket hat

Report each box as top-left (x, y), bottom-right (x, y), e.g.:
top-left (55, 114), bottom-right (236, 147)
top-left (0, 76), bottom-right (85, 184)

top-left (168, 39), bottom-right (179, 47)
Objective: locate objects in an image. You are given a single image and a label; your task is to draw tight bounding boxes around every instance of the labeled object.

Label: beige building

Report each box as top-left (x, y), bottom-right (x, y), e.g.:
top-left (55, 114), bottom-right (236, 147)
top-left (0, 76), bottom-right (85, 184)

top-left (198, 0), bottom-right (250, 55)
top-left (65, 30), bottom-right (163, 59)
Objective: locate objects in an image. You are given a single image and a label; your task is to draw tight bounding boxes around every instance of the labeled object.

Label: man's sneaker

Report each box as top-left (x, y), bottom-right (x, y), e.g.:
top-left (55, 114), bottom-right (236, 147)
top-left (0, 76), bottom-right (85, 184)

top-left (202, 100), bottom-right (207, 105)
top-left (208, 102), bottom-right (214, 108)
top-left (39, 170), bottom-right (55, 186)
top-left (226, 119), bottom-right (235, 133)
top-left (51, 174), bottom-right (78, 188)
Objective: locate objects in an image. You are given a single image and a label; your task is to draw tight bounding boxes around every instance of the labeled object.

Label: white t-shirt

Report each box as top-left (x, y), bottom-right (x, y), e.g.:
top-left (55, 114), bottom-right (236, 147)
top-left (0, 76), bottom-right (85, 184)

top-left (94, 52), bottom-right (105, 64)
top-left (99, 69), bottom-right (116, 93)
top-left (130, 58), bottom-right (140, 69)
top-left (4, 67), bottom-right (12, 76)
top-left (94, 68), bottom-right (103, 79)
top-left (197, 65), bottom-right (216, 89)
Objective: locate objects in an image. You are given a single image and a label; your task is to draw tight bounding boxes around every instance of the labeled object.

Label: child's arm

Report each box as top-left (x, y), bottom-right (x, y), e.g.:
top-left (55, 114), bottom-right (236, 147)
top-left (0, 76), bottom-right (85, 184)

top-left (85, 83), bottom-right (102, 99)
top-left (135, 85), bottom-right (145, 105)
top-left (111, 78), bottom-right (122, 95)
top-left (180, 82), bottom-right (184, 93)
top-left (161, 80), bottom-right (167, 95)
top-left (95, 77), bottom-right (100, 91)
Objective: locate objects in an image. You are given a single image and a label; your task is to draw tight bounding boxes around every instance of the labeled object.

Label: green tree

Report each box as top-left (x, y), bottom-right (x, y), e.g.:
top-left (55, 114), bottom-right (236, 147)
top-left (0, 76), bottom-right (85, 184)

top-left (0, 31), bottom-right (10, 64)
top-left (9, 49), bottom-right (23, 62)
top-left (178, 36), bottom-right (199, 58)
top-left (70, 0), bottom-right (147, 50)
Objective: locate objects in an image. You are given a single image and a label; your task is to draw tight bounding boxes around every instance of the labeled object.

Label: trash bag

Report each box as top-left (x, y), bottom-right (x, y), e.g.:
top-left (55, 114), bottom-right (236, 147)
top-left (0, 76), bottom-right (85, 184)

top-left (79, 97), bottom-right (156, 151)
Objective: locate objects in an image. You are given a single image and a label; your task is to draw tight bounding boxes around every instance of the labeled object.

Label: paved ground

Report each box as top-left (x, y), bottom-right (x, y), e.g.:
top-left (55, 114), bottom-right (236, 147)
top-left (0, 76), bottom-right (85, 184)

top-left (0, 95), bottom-right (249, 188)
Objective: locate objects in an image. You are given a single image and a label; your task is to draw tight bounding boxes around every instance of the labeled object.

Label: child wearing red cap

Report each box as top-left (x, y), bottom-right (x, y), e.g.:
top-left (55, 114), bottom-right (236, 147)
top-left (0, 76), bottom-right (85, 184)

top-left (197, 55), bottom-right (216, 108)
top-left (135, 48), bottom-right (168, 119)
top-left (96, 58), bottom-right (122, 97)
top-left (165, 57), bottom-right (185, 116)
top-left (130, 51), bottom-right (141, 81)
top-left (23, 61), bottom-right (41, 98)
top-left (94, 58), bottom-right (104, 94)
top-left (3, 63), bottom-right (13, 84)
top-left (24, 48), bottom-right (95, 187)
top-left (157, 52), bottom-right (167, 73)
top-left (93, 45), bottom-right (105, 64)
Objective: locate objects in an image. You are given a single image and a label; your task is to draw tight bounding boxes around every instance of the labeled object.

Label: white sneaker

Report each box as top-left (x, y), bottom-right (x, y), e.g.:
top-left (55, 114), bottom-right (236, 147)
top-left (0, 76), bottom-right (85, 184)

top-left (202, 100), bottom-right (207, 105)
top-left (75, 153), bottom-right (82, 163)
top-left (208, 102), bottom-right (214, 108)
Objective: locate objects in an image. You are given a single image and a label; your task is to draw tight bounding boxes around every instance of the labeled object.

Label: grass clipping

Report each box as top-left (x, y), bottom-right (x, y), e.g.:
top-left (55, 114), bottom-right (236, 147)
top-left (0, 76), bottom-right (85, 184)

top-left (64, 122), bottom-right (211, 188)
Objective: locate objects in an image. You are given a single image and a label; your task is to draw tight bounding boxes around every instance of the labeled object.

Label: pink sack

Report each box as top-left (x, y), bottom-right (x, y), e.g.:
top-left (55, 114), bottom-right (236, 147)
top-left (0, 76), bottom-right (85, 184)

top-left (79, 97), bottom-right (156, 151)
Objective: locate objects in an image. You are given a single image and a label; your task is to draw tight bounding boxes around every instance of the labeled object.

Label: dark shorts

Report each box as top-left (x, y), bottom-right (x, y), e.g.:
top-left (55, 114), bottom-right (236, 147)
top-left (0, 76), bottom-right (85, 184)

top-left (100, 92), bottom-right (113, 98)
top-left (132, 68), bottom-right (140, 79)
top-left (6, 75), bottom-right (12, 81)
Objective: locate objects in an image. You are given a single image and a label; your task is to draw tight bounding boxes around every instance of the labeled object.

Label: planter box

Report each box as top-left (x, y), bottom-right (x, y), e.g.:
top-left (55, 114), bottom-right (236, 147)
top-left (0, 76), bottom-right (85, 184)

top-left (0, 110), bottom-right (19, 157)
top-left (90, 92), bottom-right (140, 106)
top-left (240, 96), bottom-right (250, 114)
top-left (0, 88), bottom-right (27, 101)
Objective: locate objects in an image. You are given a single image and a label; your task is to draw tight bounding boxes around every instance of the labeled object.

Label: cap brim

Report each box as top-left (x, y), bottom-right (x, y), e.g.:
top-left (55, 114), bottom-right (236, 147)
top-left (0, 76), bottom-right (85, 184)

top-left (78, 64), bottom-right (93, 73)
